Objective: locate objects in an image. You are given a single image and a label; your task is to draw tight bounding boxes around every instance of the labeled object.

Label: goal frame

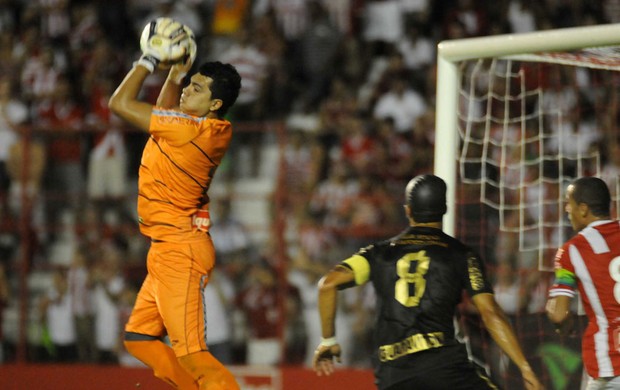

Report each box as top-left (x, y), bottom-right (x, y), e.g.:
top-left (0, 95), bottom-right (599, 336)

top-left (434, 23), bottom-right (620, 236)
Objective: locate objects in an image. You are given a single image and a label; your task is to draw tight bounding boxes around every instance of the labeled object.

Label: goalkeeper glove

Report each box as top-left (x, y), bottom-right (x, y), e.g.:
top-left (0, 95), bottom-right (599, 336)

top-left (138, 17), bottom-right (189, 73)
top-left (169, 24), bottom-right (197, 84)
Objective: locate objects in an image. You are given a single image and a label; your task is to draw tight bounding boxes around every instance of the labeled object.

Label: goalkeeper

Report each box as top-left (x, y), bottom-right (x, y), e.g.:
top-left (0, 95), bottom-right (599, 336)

top-left (109, 18), bottom-right (241, 390)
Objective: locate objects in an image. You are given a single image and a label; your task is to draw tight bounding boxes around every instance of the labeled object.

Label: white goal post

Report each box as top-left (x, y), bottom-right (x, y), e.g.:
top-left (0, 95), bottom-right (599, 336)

top-left (435, 23), bottom-right (620, 238)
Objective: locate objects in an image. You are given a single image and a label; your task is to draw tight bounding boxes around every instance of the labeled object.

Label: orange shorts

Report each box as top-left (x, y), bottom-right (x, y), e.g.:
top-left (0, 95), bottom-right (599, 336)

top-left (125, 237), bottom-right (215, 357)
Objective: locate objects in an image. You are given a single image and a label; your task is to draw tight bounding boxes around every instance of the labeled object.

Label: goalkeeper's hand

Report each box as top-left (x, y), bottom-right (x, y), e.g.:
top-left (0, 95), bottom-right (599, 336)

top-left (169, 25), bottom-right (197, 84)
top-left (313, 343), bottom-right (342, 376)
top-left (137, 18), bottom-right (189, 73)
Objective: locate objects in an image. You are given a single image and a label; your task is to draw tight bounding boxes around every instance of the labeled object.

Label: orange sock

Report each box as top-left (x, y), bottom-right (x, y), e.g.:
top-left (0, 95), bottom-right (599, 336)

top-left (124, 340), bottom-right (198, 390)
top-left (179, 351), bottom-right (240, 390)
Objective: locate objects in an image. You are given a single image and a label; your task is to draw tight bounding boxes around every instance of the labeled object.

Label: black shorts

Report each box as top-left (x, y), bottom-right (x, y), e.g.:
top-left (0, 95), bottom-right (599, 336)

top-left (378, 343), bottom-right (499, 390)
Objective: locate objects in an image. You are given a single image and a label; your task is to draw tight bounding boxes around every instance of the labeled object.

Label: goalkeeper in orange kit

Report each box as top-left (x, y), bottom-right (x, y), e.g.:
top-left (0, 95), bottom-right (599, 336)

top-left (108, 18), bottom-right (241, 390)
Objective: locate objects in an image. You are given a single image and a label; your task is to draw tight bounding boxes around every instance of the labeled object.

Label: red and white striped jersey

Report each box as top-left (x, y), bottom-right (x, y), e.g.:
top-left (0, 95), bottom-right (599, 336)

top-left (549, 220), bottom-right (620, 379)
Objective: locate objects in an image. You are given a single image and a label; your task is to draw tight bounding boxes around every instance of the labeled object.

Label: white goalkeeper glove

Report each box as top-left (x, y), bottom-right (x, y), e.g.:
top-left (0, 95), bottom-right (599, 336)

top-left (137, 17), bottom-right (189, 73)
top-left (169, 24), bottom-right (197, 84)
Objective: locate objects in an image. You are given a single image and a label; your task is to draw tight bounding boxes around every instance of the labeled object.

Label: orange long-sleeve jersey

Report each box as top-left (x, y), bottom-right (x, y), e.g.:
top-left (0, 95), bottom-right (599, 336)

top-left (137, 108), bottom-right (231, 242)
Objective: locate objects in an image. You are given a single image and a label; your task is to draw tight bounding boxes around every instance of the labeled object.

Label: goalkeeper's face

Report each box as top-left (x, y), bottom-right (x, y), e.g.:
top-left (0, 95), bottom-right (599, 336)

top-left (179, 74), bottom-right (222, 117)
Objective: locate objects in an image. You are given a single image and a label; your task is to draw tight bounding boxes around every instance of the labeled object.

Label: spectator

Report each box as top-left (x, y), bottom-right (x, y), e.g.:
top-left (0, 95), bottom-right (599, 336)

top-left (294, 1), bottom-right (341, 107)
top-left (36, 75), bottom-right (85, 213)
top-left (373, 77), bottom-right (427, 135)
top-left (400, 0), bottom-right (430, 26)
top-left (220, 27), bottom-right (269, 121)
top-left (85, 78), bottom-right (128, 212)
top-left (507, 0), bottom-right (540, 33)
top-left (0, 76), bottom-right (29, 208)
top-left (361, 0), bottom-right (404, 53)
top-left (236, 260), bottom-right (282, 365)
top-left (20, 44), bottom-right (65, 109)
top-left (347, 175), bottom-right (400, 233)
top-left (396, 23), bottom-right (434, 92)
top-left (116, 285), bottom-right (143, 367)
top-left (219, 26), bottom-right (270, 177)
top-left (6, 128), bottom-right (47, 246)
top-left (204, 270), bottom-right (236, 365)
top-left (79, 38), bottom-right (125, 98)
top-left (38, 0), bottom-right (72, 46)
top-left (67, 246), bottom-right (96, 363)
top-left (319, 76), bottom-right (359, 136)
top-left (442, 0), bottom-right (489, 38)
top-left (90, 244), bottom-right (125, 364)
top-left (252, 0), bottom-right (310, 43)
top-left (39, 266), bottom-right (77, 362)
top-left (210, 196), bottom-right (254, 289)
top-left (335, 115), bottom-right (377, 176)
top-left (282, 130), bottom-right (324, 198)
top-left (46, 208), bottom-right (78, 267)
top-left (373, 117), bottom-right (415, 191)
top-left (309, 162), bottom-right (360, 229)
top-left (0, 203), bottom-right (18, 272)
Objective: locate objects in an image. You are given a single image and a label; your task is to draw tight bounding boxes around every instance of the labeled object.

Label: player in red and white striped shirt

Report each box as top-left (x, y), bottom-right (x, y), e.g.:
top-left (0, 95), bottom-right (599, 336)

top-left (547, 176), bottom-right (620, 389)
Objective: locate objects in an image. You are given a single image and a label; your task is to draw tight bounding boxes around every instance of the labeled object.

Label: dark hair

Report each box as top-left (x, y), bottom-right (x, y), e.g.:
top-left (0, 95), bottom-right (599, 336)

top-left (572, 177), bottom-right (611, 217)
top-left (197, 61), bottom-right (241, 118)
top-left (405, 174), bottom-right (447, 222)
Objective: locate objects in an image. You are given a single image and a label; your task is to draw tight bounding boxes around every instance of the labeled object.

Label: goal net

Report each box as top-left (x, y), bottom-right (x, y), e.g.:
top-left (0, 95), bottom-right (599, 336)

top-left (435, 24), bottom-right (620, 389)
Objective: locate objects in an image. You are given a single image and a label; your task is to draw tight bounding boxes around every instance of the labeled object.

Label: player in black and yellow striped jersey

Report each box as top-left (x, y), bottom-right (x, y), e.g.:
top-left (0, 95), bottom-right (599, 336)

top-left (313, 174), bottom-right (543, 390)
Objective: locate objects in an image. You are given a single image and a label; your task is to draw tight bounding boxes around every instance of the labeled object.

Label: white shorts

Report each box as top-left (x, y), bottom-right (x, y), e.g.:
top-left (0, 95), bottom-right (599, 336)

top-left (87, 155), bottom-right (126, 199)
top-left (586, 376), bottom-right (620, 390)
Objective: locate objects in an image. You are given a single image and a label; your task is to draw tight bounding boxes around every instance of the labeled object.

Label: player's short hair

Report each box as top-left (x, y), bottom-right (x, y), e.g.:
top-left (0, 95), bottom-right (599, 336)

top-left (571, 177), bottom-right (611, 217)
top-left (405, 174), bottom-right (447, 223)
top-left (197, 61), bottom-right (241, 118)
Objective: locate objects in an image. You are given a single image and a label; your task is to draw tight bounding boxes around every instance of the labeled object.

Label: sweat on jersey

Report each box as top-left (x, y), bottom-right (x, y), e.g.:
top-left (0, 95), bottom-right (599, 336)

top-left (549, 220), bottom-right (620, 379)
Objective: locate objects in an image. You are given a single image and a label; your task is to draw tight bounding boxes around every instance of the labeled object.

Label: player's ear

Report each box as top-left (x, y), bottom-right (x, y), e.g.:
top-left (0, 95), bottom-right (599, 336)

top-left (578, 202), bottom-right (589, 217)
top-left (209, 99), bottom-right (223, 113)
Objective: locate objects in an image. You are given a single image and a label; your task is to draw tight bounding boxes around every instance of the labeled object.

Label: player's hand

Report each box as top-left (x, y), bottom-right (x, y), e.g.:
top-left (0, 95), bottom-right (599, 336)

top-left (553, 314), bottom-right (575, 337)
top-left (169, 24), bottom-right (197, 84)
top-left (313, 344), bottom-right (342, 376)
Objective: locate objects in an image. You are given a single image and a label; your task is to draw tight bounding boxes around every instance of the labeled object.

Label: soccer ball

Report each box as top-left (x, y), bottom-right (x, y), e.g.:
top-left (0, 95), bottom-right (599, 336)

top-left (139, 17), bottom-right (189, 65)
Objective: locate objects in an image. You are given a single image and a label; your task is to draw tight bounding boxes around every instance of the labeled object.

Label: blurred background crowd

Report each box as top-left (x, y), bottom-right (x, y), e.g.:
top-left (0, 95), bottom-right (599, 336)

top-left (0, 0), bottom-right (618, 374)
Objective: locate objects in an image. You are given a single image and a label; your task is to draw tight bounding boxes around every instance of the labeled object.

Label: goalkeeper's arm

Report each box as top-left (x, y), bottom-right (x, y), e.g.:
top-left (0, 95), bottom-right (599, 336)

top-left (109, 66), bottom-right (153, 132)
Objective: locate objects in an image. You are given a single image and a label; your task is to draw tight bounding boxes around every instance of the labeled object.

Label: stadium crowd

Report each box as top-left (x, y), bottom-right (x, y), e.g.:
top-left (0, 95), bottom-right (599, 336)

top-left (0, 0), bottom-right (618, 375)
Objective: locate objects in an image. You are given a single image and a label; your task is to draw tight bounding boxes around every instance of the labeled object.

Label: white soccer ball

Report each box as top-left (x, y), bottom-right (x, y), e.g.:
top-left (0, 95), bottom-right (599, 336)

top-left (139, 17), bottom-right (189, 64)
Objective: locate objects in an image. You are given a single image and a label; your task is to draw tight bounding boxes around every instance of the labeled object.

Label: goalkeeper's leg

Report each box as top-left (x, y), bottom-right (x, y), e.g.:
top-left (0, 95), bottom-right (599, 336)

top-left (124, 336), bottom-right (198, 390)
top-left (178, 351), bottom-right (240, 390)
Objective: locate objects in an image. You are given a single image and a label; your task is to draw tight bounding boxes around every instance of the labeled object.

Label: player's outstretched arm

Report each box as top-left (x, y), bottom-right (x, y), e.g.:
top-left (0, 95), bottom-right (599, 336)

top-left (313, 265), bottom-right (355, 376)
top-left (472, 293), bottom-right (544, 390)
top-left (109, 65), bottom-right (153, 132)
